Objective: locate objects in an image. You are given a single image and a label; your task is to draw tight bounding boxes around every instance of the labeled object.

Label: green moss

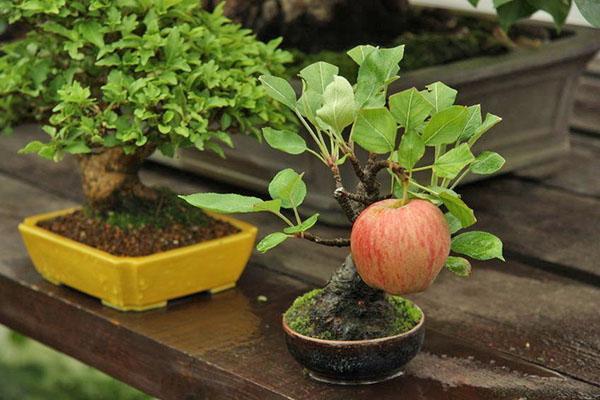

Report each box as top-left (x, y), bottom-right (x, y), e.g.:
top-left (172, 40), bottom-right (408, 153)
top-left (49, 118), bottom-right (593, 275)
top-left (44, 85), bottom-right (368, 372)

top-left (284, 289), bottom-right (322, 336)
top-left (284, 289), bottom-right (422, 340)
top-left (387, 295), bottom-right (423, 334)
top-left (85, 189), bottom-right (210, 231)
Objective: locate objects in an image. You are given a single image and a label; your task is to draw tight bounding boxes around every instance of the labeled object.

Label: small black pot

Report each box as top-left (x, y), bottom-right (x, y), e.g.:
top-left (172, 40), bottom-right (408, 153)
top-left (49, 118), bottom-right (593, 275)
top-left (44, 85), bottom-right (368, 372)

top-left (282, 305), bottom-right (425, 385)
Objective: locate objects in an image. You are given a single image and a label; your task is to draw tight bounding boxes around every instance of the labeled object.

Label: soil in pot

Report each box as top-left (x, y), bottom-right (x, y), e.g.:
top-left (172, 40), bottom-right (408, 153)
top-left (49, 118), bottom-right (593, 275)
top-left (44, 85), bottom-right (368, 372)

top-left (37, 189), bottom-right (239, 257)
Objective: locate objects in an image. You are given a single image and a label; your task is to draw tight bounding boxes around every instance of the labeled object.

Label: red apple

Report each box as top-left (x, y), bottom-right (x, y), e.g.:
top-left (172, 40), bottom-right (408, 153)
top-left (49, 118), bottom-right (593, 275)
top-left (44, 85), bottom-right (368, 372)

top-left (350, 199), bottom-right (451, 295)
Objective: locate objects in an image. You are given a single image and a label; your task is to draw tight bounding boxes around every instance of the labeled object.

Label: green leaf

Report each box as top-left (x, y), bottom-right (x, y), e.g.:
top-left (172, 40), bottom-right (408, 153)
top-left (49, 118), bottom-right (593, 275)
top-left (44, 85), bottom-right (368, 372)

top-left (351, 108), bottom-right (397, 154)
top-left (389, 88), bottom-right (433, 133)
top-left (263, 127), bottom-right (307, 155)
top-left (433, 143), bottom-right (475, 179)
top-left (575, 0), bottom-right (600, 27)
top-left (346, 45), bottom-right (377, 65)
top-left (471, 151), bottom-right (506, 175)
top-left (421, 82), bottom-right (457, 113)
top-left (355, 45), bottom-right (404, 107)
top-left (77, 21), bottom-right (104, 49)
top-left (494, 0), bottom-right (537, 31)
top-left (445, 256), bottom-right (472, 277)
top-left (253, 199), bottom-right (282, 214)
top-left (268, 168), bottom-right (307, 209)
top-left (468, 0), bottom-right (481, 6)
top-left (64, 142), bottom-right (91, 154)
top-left (18, 141), bottom-right (46, 155)
top-left (296, 88), bottom-right (323, 127)
top-left (298, 62), bottom-right (338, 94)
top-left (180, 193), bottom-right (263, 214)
top-left (257, 232), bottom-right (290, 253)
top-left (468, 113), bottom-right (502, 146)
top-left (259, 75), bottom-right (297, 110)
top-left (283, 214), bottom-right (320, 234)
top-left (440, 191), bottom-right (477, 228)
top-left (527, 0), bottom-right (571, 29)
top-left (445, 212), bottom-right (462, 234)
top-left (316, 76), bottom-right (357, 134)
top-left (451, 231), bottom-right (505, 261)
top-left (458, 105), bottom-right (482, 141)
top-left (397, 130), bottom-right (425, 170)
top-left (422, 106), bottom-right (468, 146)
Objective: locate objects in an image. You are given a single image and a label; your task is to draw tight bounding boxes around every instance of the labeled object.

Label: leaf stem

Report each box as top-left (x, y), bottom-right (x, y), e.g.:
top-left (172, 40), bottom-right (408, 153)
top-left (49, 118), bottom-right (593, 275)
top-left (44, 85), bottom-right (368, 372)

top-left (450, 167), bottom-right (471, 190)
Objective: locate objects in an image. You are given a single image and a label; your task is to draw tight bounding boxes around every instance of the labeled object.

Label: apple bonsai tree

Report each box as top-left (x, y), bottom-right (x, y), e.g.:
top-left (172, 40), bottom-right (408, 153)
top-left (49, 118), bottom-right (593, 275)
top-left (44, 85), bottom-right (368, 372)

top-left (182, 44), bottom-right (505, 341)
top-left (0, 1), bottom-right (291, 247)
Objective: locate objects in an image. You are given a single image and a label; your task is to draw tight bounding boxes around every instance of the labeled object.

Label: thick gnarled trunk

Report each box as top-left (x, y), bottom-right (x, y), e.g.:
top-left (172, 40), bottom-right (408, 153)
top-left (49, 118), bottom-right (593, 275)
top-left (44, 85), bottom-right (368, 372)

top-left (308, 255), bottom-right (398, 340)
top-left (77, 145), bottom-right (157, 210)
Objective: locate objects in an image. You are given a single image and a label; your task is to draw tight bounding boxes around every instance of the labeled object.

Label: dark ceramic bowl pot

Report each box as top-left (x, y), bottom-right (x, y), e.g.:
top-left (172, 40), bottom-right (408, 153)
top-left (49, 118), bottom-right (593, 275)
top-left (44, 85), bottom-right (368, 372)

top-left (282, 305), bottom-right (425, 385)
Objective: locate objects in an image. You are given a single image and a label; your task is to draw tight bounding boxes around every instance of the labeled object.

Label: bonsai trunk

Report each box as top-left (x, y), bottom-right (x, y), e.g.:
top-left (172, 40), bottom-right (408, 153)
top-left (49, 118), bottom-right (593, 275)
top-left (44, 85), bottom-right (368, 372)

top-left (77, 145), bottom-right (158, 211)
top-left (308, 254), bottom-right (398, 340)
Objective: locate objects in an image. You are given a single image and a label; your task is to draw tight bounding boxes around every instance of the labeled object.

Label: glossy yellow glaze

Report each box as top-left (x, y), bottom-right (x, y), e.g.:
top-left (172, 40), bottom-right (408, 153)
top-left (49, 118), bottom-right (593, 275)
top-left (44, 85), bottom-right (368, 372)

top-left (18, 208), bottom-right (257, 312)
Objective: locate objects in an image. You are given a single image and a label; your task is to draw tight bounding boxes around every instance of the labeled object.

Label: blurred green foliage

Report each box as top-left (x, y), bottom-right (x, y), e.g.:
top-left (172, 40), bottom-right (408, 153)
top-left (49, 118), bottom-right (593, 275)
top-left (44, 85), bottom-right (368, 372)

top-left (0, 327), bottom-right (150, 400)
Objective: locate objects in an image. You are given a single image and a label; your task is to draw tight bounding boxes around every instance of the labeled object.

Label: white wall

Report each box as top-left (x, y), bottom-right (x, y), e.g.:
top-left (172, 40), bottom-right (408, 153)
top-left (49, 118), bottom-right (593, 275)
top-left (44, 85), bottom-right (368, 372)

top-left (411, 0), bottom-right (590, 26)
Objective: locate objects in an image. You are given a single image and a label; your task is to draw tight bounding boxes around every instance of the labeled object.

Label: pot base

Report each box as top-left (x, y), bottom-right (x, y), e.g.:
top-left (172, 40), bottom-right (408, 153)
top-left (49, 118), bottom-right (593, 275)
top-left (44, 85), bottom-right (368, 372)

top-left (308, 369), bottom-right (404, 385)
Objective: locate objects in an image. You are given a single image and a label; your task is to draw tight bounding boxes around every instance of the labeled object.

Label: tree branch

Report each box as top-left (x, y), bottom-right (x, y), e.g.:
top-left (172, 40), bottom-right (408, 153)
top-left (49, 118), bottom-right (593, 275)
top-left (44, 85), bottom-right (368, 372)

top-left (299, 232), bottom-right (350, 247)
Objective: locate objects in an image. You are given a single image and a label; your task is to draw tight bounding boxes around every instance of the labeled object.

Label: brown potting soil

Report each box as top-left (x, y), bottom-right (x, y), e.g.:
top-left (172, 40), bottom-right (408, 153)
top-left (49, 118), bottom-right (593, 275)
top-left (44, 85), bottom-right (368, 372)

top-left (37, 210), bottom-right (240, 257)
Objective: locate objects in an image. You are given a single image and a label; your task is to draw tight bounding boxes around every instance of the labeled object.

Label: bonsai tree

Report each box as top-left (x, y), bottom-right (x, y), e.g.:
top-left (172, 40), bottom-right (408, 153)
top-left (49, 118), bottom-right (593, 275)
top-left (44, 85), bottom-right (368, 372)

top-left (182, 44), bottom-right (506, 340)
top-left (0, 1), bottom-right (291, 213)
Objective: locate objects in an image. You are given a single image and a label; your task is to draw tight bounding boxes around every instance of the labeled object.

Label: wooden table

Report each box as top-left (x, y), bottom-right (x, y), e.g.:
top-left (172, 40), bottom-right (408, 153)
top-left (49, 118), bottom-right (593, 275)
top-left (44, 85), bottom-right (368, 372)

top-left (1, 127), bottom-right (599, 399)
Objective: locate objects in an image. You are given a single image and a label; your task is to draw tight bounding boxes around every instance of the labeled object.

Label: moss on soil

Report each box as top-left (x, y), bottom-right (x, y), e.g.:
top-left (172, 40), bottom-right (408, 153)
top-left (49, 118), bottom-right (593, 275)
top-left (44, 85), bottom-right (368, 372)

top-left (284, 289), bottom-right (422, 340)
top-left (84, 188), bottom-right (209, 231)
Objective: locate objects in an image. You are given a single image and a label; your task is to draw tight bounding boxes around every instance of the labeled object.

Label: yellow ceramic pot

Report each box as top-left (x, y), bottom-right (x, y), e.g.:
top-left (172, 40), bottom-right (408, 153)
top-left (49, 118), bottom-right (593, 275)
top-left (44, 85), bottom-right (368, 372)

top-left (19, 208), bottom-right (257, 312)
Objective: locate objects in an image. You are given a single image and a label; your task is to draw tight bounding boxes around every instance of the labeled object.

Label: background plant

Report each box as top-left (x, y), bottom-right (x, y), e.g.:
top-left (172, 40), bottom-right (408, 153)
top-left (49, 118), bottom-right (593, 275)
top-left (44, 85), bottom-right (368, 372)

top-left (0, 0), bottom-right (291, 210)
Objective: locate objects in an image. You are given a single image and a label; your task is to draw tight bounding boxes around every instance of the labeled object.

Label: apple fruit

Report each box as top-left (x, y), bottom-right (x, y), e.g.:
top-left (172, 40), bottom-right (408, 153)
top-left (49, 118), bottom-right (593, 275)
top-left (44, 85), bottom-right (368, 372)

top-left (350, 199), bottom-right (451, 294)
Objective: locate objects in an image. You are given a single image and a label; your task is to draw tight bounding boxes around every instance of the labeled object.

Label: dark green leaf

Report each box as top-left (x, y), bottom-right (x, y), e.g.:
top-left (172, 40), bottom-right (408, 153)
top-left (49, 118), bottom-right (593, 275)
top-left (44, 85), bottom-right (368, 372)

top-left (317, 76), bottom-right (357, 134)
top-left (445, 256), bottom-right (472, 277)
top-left (433, 143), bottom-right (475, 179)
top-left (259, 74), bottom-right (297, 110)
top-left (440, 191), bottom-right (477, 228)
top-left (298, 62), bottom-right (338, 94)
top-left (283, 214), bottom-right (320, 234)
top-left (397, 130), bottom-right (425, 170)
top-left (575, 0), bottom-right (600, 27)
top-left (268, 168), bottom-right (307, 209)
top-left (263, 127), bottom-right (307, 155)
top-left (180, 193), bottom-right (263, 214)
top-left (421, 82), bottom-right (457, 113)
top-left (471, 151), bottom-right (505, 175)
top-left (389, 88), bottom-right (433, 133)
top-left (445, 212), bottom-right (462, 234)
top-left (451, 231), bottom-right (505, 261)
top-left (352, 108), bottom-right (397, 154)
top-left (257, 232), bottom-right (289, 253)
top-left (422, 106), bottom-right (468, 146)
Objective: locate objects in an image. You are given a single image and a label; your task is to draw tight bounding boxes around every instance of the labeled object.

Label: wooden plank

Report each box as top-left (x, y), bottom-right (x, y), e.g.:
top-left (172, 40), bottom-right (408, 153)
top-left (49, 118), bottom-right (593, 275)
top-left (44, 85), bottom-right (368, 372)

top-left (460, 176), bottom-right (600, 280)
top-left (1, 258), bottom-right (597, 400)
top-left (2, 126), bottom-right (599, 386)
top-left (514, 134), bottom-right (600, 198)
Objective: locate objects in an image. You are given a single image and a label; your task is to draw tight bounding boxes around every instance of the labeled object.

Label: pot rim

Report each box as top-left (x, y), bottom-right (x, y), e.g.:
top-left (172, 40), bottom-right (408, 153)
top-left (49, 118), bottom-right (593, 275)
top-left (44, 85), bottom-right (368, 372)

top-left (282, 302), bottom-right (425, 346)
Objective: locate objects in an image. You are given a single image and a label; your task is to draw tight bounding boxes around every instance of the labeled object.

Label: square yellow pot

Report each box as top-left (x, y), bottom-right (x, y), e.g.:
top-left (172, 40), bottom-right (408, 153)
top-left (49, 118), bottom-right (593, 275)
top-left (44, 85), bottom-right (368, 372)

top-left (18, 208), bottom-right (257, 311)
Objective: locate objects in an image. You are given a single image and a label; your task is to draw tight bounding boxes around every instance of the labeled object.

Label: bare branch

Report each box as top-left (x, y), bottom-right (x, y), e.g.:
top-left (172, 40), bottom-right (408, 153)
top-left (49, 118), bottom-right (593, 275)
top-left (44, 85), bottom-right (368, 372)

top-left (299, 232), bottom-right (350, 247)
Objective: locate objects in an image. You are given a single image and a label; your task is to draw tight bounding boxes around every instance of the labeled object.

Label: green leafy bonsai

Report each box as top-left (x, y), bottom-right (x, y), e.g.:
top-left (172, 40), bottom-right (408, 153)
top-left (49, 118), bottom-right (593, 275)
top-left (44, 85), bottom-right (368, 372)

top-left (182, 44), bottom-right (505, 340)
top-left (0, 1), bottom-right (291, 214)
